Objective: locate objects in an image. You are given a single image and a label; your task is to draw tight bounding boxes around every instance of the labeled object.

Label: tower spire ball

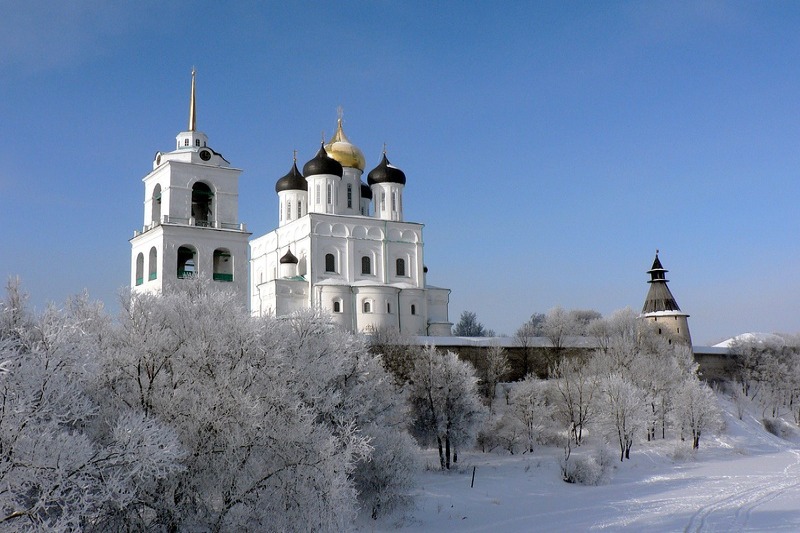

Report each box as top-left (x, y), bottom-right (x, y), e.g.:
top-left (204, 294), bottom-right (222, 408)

top-left (189, 67), bottom-right (197, 132)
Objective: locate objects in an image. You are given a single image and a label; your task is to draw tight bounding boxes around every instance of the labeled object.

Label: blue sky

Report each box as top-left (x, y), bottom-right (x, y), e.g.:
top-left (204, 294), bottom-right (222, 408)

top-left (1, 1), bottom-right (798, 344)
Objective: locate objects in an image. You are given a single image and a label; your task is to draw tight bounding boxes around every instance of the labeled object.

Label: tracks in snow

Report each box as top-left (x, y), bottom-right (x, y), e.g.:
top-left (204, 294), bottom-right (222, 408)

top-left (684, 449), bottom-right (800, 532)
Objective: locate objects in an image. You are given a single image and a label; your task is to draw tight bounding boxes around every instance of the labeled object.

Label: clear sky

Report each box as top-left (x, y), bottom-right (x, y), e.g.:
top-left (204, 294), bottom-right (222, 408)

top-left (1, 1), bottom-right (798, 344)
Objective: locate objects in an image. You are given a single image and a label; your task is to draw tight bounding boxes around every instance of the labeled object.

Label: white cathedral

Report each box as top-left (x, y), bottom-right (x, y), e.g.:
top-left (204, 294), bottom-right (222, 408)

top-left (130, 71), bottom-right (452, 336)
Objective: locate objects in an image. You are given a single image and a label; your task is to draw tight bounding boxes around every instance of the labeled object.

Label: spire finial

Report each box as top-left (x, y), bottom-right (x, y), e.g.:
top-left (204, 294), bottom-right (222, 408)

top-left (656, 248), bottom-right (659, 256)
top-left (321, 131), bottom-right (325, 144)
top-left (189, 67), bottom-right (197, 132)
top-left (337, 105), bottom-right (344, 124)
top-left (382, 142), bottom-right (387, 155)
top-left (292, 149), bottom-right (297, 163)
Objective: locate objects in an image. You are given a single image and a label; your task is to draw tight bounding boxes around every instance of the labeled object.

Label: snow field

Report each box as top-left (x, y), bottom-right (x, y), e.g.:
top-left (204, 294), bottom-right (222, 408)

top-left (364, 395), bottom-right (800, 532)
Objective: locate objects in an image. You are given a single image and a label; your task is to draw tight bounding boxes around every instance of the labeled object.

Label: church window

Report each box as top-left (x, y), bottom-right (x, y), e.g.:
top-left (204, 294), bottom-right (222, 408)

top-left (191, 182), bottom-right (213, 226)
top-left (297, 201), bottom-right (302, 217)
top-left (195, 139), bottom-right (200, 147)
top-left (658, 328), bottom-right (662, 335)
top-left (286, 202), bottom-right (291, 220)
top-left (148, 247), bottom-right (157, 281)
top-left (333, 301), bottom-right (341, 313)
top-left (347, 184), bottom-right (352, 208)
top-left (151, 184), bottom-right (162, 225)
top-left (399, 194), bottom-right (402, 212)
top-left (363, 301), bottom-right (371, 313)
top-left (184, 139), bottom-right (189, 146)
top-left (381, 192), bottom-right (386, 212)
top-left (213, 248), bottom-right (233, 282)
top-left (177, 246), bottom-right (197, 278)
top-left (316, 184), bottom-right (320, 204)
top-left (361, 256), bottom-right (371, 275)
top-left (411, 304), bottom-right (416, 315)
top-left (391, 191), bottom-right (396, 212)
top-left (135, 253), bottom-right (144, 286)
top-left (325, 253), bottom-right (336, 273)
top-left (326, 183), bottom-right (332, 205)
top-left (396, 258), bottom-right (406, 277)
top-left (387, 302), bottom-right (391, 314)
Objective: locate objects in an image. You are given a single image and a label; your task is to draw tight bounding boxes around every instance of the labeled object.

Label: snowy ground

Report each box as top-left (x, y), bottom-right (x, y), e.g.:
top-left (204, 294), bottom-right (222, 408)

top-left (363, 397), bottom-right (800, 532)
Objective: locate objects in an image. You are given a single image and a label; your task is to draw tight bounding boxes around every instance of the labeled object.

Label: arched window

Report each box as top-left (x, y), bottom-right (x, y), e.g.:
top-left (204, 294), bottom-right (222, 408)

top-left (135, 253), bottom-right (144, 286)
top-left (148, 247), bottom-right (157, 280)
top-left (363, 300), bottom-right (371, 313)
top-left (411, 304), bottom-right (416, 315)
top-left (333, 301), bottom-right (341, 313)
top-left (361, 256), bottom-right (371, 275)
top-left (387, 302), bottom-right (391, 314)
top-left (151, 184), bottom-right (162, 225)
top-left (325, 253), bottom-right (336, 273)
top-left (213, 248), bottom-right (233, 282)
top-left (177, 246), bottom-right (196, 278)
top-left (347, 184), bottom-right (353, 208)
top-left (396, 258), bottom-right (406, 277)
top-left (191, 182), bottom-right (213, 226)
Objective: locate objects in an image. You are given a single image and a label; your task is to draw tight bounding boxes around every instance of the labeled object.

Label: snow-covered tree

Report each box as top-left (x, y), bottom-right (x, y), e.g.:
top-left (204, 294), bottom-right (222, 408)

top-left (550, 356), bottom-right (598, 446)
top-left (509, 375), bottom-right (553, 453)
top-left (600, 374), bottom-right (647, 461)
top-left (409, 347), bottom-right (487, 469)
top-left (483, 344), bottom-right (510, 412)
top-left (0, 288), bottom-right (183, 531)
top-left (670, 378), bottom-right (723, 449)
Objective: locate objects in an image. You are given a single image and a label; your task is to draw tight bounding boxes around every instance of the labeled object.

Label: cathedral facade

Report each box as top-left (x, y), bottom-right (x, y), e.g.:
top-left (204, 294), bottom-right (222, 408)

top-left (130, 72), bottom-right (452, 336)
top-left (249, 117), bottom-right (452, 336)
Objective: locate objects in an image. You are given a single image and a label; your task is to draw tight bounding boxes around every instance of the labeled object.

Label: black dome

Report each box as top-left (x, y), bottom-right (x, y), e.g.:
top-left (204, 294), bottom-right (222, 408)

top-left (275, 162), bottom-right (307, 193)
top-left (303, 144), bottom-right (343, 178)
top-left (367, 154), bottom-right (406, 186)
top-left (280, 249), bottom-right (298, 264)
top-left (360, 181), bottom-right (372, 200)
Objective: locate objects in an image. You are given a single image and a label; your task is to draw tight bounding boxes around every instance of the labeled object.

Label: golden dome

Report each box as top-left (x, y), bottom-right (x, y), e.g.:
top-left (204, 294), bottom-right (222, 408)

top-left (325, 118), bottom-right (366, 171)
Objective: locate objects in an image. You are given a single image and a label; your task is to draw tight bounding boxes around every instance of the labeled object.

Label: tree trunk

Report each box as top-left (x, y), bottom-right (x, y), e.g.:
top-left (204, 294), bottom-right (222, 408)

top-left (445, 435), bottom-right (451, 470)
top-left (437, 436), bottom-right (445, 470)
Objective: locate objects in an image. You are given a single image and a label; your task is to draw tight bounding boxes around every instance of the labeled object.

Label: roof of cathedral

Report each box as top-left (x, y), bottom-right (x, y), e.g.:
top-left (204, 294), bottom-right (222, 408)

top-left (325, 117), bottom-right (366, 171)
top-left (367, 153), bottom-right (406, 186)
top-left (303, 143), bottom-right (343, 178)
top-left (360, 181), bottom-right (372, 200)
top-left (275, 161), bottom-right (307, 192)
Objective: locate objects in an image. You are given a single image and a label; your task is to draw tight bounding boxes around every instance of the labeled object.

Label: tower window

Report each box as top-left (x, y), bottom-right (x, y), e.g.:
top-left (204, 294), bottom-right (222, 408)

top-left (363, 301), bottom-right (371, 313)
top-left (213, 248), bottom-right (233, 282)
top-left (347, 184), bottom-right (352, 208)
top-left (333, 301), bottom-right (341, 313)
top-left (177, 246), bottom-right (197, 278)
top-left (387, 302), bottom-right (391, 314)
top-left (135, 253), bottom-right (144, 286)
top-left (287, 202), bottom-right (291, 220)
top-left (298, 200), bottom-right (302, 218)
top-left (411, 304), bottom-right (416, 315)
top-left (148, 247), bottom-right (157, 281)
top-left (396, 258), bottom-right (406, 277)
top-left (326, 183), bottom-right (332, 205)
top-left (325, 253), bottom-right (336, 273)
top-left (381, 192), bottom-right (386, 212)
top-left (316, 184), bottom-right (320, 204)
top-left (361, 256), bottom-right (371, 275)
top-left (392, 191), bottom-right (397, 212)
top-left (191, 182), bottom-right (213, 226)
top-left (195, 139), bottom-right (200, 147)
top-left (184, 139), bottom-right (189, 146)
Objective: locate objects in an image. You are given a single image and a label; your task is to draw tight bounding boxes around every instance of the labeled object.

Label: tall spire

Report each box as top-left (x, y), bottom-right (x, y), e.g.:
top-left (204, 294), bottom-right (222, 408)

top-left (189, 67), bottom-right (197, 132)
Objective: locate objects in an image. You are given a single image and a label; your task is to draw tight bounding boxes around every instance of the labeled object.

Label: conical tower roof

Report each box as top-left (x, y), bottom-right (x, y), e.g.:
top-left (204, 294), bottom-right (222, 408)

top-left (642, 251), bottom-right (682, 314)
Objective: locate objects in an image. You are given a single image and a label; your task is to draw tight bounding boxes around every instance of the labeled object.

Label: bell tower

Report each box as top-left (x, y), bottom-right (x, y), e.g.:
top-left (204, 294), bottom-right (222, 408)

top-left (130, 69), bottom-right (251, 303)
